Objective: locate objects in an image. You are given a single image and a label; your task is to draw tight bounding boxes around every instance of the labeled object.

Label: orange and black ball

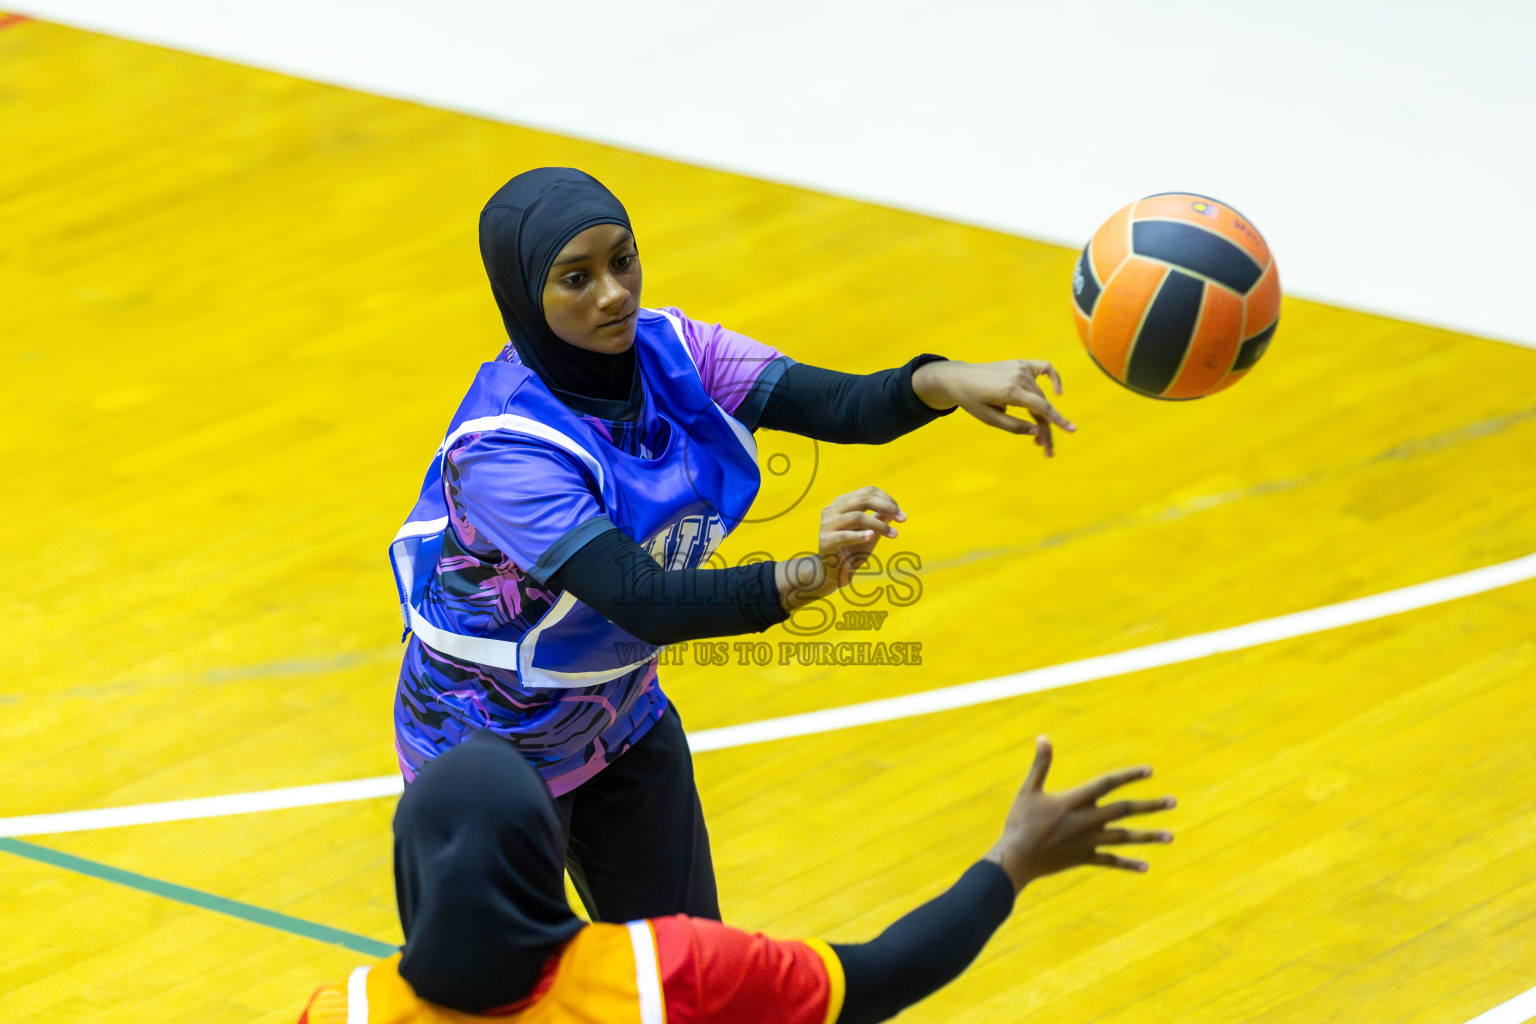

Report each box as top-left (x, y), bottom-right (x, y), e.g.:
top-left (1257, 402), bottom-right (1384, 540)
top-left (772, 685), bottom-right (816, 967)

top-left (1072, 193), bottom-right (1280, 400)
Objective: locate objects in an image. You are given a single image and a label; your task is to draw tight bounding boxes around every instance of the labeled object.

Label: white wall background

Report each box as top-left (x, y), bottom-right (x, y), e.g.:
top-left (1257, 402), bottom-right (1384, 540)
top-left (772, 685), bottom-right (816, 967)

top-left (17, 0), bottom-right (1536, 347)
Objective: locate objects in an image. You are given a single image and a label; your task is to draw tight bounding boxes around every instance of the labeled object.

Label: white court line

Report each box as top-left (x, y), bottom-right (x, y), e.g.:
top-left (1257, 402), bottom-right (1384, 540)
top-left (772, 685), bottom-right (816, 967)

top-left (1462, 988), bottom-right (1536, 1019)
top-left (690, 549), bottom-right (1536, 751)
top-left (0, 777), bottom-right (405, 838)
top-left (2, 549), bottom-right (1535, 840)
top-left (1465, 988), bottom-right (1536, 1024)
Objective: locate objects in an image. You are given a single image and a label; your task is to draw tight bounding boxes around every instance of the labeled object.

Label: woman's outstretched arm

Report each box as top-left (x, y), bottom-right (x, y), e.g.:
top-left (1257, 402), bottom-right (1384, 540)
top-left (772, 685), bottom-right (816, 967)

top-left (754, 355), bottom-right (954, 444)
top-left (830, 860), bottom-right (1015, 1024)
top-left (761, 356), bottom-right (1077, 457)
top-left (828, 738), bottom-right (1176, 1024)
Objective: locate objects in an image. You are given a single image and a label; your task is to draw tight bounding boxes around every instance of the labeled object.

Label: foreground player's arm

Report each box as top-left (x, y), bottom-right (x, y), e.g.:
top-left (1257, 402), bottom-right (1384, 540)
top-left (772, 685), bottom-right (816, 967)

top-left (668, 308), bottom-right (1072, 454)
top-left (548, 487), bottom-right (904, 646)
top-left (828, 737), bottom-right (1174, 1024)
top-left (663, 310), bottom-right (951, 446)
top-left (756, 358), bottom-right (1076, 456)
top-left (910, 358), bottom-right (1077, 457)
top-left (448, 427), bottom-right (902, 645)
top-left (753, 356), bottom-right (955, 444)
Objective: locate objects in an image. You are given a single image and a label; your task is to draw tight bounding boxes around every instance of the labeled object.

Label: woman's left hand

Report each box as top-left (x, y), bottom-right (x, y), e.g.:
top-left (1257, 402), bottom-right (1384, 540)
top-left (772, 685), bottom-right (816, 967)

top-left (912, 359), bottom-right (1077, 457)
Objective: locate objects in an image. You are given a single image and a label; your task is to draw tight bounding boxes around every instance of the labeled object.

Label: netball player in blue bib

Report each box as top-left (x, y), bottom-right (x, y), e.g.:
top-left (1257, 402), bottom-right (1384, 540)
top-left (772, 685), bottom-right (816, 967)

top-left (392, 167), bottom-right (1076, 924)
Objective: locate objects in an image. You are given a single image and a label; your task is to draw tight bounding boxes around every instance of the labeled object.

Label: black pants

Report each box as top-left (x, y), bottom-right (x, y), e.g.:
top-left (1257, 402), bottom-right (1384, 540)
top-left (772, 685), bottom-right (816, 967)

top-left (552, 706), bottom-right (720, 922)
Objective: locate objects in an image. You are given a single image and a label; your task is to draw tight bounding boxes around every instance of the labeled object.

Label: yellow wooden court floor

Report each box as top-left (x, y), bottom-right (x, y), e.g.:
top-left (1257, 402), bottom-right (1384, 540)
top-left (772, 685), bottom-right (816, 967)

top-left (2, 15), bottom-right (1535, 1024)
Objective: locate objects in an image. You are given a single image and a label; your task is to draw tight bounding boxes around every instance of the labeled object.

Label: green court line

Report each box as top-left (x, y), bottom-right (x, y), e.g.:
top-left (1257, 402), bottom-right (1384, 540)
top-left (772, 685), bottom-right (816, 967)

top-left (0, 837), bottom-right (397, 957)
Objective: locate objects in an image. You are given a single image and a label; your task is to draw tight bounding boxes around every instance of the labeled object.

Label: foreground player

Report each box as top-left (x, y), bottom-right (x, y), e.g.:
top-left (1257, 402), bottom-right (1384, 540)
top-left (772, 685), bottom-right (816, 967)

top-left (298, 732), bottom-right (1174, 1023)
top-left (392, 166), bottom-right (1078, 923)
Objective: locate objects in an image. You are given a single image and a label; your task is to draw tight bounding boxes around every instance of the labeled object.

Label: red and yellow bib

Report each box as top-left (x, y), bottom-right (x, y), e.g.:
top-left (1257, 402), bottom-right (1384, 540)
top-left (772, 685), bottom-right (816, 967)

top-left (299, 918), bottom-right (844, 1024)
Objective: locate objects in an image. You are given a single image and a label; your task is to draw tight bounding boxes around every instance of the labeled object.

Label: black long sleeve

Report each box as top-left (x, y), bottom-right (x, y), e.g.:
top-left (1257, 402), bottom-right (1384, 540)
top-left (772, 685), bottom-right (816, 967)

top-left (545, 526), bottom-right (788, 647)
top-left (542, 355), bottom-right (954, 645)
top-left (753, 355), bottom-right (955, 443)
top-left (830, 860), bottom-right (1016, 1024)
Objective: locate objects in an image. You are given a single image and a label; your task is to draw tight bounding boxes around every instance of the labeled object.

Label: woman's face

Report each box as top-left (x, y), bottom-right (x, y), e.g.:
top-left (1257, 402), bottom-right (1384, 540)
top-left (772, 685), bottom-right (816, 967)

top-left (540, 223), bottom-right (642, 353)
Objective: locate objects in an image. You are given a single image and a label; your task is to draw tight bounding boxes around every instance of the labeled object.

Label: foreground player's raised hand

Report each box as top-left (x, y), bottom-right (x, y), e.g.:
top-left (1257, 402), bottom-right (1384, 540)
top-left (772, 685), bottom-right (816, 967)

top-left (776, 485), bottom-right (903, 610)
top-left (912, 359), bottom-right (1077, 457)
top-left (984, 736), bottom-right (1175, 893)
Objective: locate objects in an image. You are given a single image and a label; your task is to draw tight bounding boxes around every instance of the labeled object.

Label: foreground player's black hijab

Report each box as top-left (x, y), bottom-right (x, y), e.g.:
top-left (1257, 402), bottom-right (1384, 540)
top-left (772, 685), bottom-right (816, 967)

top-left (479, 167), bottom-right (636, 401)
top-left (394, 731), bottom-right (583, 1012)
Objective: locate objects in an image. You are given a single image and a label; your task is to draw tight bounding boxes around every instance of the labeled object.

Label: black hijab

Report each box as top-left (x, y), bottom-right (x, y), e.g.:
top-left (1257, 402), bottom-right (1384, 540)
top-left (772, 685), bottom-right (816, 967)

top-left (394, 731), bottom-right (583, 1012)
top-left (479, 167), bottom-right (636, 402)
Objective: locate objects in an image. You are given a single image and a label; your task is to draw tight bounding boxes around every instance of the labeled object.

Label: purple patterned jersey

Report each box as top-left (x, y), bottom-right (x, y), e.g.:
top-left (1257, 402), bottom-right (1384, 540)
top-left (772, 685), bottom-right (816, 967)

top-left (394, 309), bottom-right (785, 795)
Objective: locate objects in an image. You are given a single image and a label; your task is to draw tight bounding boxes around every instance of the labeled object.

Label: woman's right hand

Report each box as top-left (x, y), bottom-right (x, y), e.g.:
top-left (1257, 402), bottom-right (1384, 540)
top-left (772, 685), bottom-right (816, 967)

top-left (776, 486), bottom-right (904, 611)
top-left (985, 737), bottom-right (1176, 893)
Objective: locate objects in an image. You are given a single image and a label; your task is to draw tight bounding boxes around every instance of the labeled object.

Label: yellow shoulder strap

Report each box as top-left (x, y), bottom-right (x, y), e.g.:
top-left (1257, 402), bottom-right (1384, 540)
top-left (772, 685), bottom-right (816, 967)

top-left (803, 938), bottom-right (847, 1024)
